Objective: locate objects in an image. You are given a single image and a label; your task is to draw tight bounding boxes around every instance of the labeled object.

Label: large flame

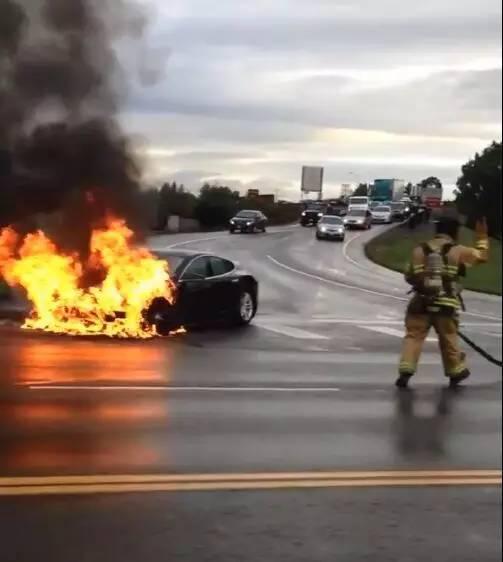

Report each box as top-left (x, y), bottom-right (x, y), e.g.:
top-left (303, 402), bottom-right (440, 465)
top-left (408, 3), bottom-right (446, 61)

top-left (0, 218), bottom-right (174, 338)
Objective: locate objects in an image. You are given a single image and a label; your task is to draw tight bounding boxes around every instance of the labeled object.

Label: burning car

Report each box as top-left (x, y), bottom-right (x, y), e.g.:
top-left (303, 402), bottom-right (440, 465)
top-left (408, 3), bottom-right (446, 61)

top-left (0, 220), bottom-right (259, 338)
top-left (146, 250), bottom-right (259, 334)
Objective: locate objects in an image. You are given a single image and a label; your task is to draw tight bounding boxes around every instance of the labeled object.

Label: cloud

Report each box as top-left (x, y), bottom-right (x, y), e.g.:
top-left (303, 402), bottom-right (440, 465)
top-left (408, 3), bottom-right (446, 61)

top-left (122, 0), bottom-right (502, 197)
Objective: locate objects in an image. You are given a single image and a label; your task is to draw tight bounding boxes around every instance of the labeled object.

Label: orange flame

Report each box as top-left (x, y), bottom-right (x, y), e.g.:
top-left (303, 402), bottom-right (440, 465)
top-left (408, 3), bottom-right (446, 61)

top-left (0, 218), bottom-right (175, 338)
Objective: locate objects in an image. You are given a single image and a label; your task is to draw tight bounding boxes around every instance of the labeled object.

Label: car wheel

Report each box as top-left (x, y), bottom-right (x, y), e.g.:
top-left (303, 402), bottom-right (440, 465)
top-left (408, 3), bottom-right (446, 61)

top-left (234, 289), bottom-right (256, 325)
top-left (316, 234), bottom-right (321, 240)
top-left (229, 228), bottom-right (235, 234)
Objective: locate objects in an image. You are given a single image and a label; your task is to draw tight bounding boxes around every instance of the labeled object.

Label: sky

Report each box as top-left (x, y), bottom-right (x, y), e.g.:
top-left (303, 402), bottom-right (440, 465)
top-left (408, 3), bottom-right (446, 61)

top-left (122, 0), bottom-right (502, 200)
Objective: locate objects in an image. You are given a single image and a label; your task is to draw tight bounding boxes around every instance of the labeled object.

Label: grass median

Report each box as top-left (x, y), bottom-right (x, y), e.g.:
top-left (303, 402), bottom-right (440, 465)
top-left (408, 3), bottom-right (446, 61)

top-left (366, 224), bottom-right (502, 295)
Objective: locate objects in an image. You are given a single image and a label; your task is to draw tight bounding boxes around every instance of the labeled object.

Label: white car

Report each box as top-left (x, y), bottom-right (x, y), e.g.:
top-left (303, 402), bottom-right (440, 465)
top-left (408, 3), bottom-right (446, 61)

top-left (371, 205), bottom-right (392, 224)
top-left (316, 215), bottom-right (346, 241)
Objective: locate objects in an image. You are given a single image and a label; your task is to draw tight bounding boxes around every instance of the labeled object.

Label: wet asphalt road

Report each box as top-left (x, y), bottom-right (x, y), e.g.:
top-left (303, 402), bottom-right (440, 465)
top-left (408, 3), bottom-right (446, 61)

top-left (1, 224), bottom-right (501, 561)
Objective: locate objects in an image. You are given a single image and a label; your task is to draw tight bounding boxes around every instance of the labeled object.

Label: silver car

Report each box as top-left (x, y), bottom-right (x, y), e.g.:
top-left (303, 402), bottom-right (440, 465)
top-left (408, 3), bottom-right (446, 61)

top-left (316, 215), bottom-right (346, 241)
top-left (371, 205), bottom-right (392, 224)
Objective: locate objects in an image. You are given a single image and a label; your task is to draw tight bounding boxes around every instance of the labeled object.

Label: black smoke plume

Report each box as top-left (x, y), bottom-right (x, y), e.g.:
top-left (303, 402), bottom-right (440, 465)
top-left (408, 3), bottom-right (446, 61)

top-left (0, 0), bottom-right (147, 253)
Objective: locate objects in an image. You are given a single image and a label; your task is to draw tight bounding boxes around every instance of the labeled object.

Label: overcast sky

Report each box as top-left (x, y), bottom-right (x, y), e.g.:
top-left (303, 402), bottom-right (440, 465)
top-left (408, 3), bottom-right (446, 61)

top-left (122, 0), bottom-right (502, 199)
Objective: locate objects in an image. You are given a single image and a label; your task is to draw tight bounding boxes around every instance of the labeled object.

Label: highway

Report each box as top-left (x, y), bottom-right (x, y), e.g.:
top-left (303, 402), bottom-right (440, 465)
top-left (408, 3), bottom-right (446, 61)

top-left (1, 224), bottom-right (501, 561)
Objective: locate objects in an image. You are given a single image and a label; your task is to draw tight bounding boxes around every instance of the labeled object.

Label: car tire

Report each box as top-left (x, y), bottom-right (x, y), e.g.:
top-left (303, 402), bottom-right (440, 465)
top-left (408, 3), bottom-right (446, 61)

top-left (229, 228), bottom-right (235, 234)
top-left (233, 289), bottom-right (256, 326)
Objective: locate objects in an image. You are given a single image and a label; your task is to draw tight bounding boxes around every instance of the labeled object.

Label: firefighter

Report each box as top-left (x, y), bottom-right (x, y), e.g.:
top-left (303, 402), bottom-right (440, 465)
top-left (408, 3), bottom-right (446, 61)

top-left (396, 216), bottom-right (489, 389)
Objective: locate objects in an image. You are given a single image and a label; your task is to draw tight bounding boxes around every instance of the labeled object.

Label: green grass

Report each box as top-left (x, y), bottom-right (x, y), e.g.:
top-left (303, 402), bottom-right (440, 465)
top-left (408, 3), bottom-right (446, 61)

top-left (366, 224), bottom-right (502, 295)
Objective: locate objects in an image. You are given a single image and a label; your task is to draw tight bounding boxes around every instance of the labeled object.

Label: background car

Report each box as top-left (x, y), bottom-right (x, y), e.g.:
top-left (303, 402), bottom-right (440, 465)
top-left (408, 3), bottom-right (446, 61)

top-left (390, 201), bottom-right (411, 221)
top-left (229, 210), bottom-right (267, 233)
top-left (344, 209), bottom-right (373, 230)
top-left (371, 205), bottom-right (392, 224)
top-left (147, 250), bottom-right (259, 334)
top-left (316, 215), bottom-right (346, 241)
top-left (300, 202), bottom-right (325, 226)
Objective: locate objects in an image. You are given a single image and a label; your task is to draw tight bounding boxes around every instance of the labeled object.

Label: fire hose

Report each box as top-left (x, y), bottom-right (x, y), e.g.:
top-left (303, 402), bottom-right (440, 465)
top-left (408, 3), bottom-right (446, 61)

top-left (458, 329), bottom-right (503, 368)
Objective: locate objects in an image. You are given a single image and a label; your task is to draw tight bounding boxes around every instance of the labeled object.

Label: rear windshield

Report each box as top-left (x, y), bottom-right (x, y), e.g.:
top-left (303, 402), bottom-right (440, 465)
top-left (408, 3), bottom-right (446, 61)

top-left (391, 203), bottom-right (405, 210)
top-left (349, 198), bottom-right (368, 205)
top-left (153, 253), bottom-right (185, 275)
top-left (320, 216), bottom-right (343, 225)
top-left (348, 210), bottom-right (366, 217)
top-left (374, 206), bottom-right (390, 212)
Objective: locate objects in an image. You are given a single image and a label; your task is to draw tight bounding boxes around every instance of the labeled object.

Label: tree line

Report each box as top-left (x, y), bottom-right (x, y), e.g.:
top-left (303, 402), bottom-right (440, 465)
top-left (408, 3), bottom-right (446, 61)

top-left (152, 182), bottom-right (300, 230)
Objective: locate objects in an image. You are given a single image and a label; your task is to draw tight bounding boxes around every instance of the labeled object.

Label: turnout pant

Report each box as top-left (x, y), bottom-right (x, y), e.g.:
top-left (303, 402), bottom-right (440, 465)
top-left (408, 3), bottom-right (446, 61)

top-left (399, 313), bottom-right (468, 379)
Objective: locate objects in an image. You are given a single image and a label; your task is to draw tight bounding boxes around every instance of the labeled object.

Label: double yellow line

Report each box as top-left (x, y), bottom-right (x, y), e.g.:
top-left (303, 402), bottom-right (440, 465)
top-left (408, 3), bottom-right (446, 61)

top-left (1, 470), bottom-right (501, 496)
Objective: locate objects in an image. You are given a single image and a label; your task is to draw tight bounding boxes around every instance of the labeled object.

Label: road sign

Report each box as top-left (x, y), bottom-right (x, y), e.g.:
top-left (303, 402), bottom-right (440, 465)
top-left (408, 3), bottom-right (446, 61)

top-left (301, 166), bottom-right (323, 194)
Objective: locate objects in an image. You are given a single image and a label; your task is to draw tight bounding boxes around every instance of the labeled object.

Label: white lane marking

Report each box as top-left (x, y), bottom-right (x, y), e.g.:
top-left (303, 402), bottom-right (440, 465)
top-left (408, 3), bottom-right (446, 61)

top-left (165, 235), bottom-right (226, 249)
top-left (254, 321), bottom-right (329, 340)
top-left (266, 255), bottom-right (501, 321)
top-left (267, 254), bottom-right (408, 302)
top-left (342, 231), bottom-right (368, 270)
top-left (358, 325), bottom-right (437, 342)
top-left (462, 329), bottom-right (502, 339)
top-left (162, 226), bottom-right (299, 250)
top-left (29, 385), bottom-right (340, 393)
top-left (269, 317), bottom-right (502, 328)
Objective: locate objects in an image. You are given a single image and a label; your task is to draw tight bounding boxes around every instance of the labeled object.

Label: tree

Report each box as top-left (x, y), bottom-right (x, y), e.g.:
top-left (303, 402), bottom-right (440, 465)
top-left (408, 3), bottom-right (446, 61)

top-left (156, 182), bottom-right (197, 229)
top-left (455, 141), bottom-right (502, 238)
top-left (194, 184), bottom-right (239, 228)
top-left (419, 176), bottom-right (442, 189)
top-left (352, 183), bottom-right (368, 196)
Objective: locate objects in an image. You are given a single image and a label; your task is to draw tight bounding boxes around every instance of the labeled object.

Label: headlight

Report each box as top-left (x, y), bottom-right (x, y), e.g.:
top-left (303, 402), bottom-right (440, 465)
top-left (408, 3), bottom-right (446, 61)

top-left (247, 221), bottom-right (252, 226)
top-left (320, 226), bottom-right (327, 232)
top-left (230, 219), bottom-right (235, 224)
top-left (301, 211), bottom-right (306, 216)
top-left (318, 212), bottom-right (323, 217)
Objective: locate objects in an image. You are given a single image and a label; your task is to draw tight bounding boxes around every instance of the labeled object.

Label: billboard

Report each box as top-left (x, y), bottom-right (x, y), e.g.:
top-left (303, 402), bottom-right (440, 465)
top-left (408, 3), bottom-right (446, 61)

top-left (301, 166), bottom-right (323, 193)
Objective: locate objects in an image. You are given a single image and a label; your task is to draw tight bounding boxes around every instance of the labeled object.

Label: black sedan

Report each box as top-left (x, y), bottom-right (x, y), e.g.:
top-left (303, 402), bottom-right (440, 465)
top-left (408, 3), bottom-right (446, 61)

top-left (229, 210), bottom-right (267, 233)
top-left (146, 250), bottom-right (259, 334)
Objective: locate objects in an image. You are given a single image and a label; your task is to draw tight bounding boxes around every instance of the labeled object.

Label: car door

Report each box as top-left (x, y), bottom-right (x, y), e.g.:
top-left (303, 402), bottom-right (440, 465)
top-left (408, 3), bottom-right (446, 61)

top-left (208, 257), bottom-right (239, 318)
top-left (177, 256), bottom-right (215, 324)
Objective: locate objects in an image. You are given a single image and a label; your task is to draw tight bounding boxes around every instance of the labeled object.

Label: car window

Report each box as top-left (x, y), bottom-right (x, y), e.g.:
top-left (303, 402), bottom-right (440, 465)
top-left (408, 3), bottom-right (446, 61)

top-left (181, 257), bottom-right (212, 280)
top-left (236, 211), bottom-right (258, 218)
top-left (209, 257), bottom-right (234, 277)
top-left (320, 216), bottom-right (343, 225)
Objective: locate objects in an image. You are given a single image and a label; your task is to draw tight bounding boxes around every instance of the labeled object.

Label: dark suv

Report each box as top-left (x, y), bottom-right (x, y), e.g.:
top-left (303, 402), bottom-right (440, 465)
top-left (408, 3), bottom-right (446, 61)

top-left (229, 210), bottom-right (267, 233)
top-left (300, 204), bottom-right (325, 226)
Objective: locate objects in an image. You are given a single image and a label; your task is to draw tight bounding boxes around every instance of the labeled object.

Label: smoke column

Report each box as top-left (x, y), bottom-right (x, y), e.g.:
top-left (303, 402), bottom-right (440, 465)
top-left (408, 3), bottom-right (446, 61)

top-left (0, 0), bottom-right (148, 253)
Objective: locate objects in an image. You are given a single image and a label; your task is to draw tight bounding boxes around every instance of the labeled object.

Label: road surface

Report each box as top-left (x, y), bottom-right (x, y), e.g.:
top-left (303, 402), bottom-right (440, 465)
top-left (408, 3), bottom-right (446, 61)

top-left (1, 224), bottom-right (501, 561)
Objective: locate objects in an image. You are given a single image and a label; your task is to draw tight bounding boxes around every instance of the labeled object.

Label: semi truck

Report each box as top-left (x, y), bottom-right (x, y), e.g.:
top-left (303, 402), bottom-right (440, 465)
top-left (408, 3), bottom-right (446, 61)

top-left (421, 185), bottom-right (443, 209)
top-left (370, 179), bottom-right (406, 204)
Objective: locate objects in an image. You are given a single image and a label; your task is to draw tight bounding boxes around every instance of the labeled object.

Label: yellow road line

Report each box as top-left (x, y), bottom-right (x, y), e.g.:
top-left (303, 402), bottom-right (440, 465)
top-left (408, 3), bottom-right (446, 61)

top-left (1, 470), bottom-right (501, 496)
